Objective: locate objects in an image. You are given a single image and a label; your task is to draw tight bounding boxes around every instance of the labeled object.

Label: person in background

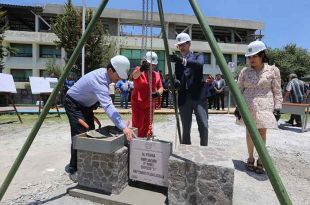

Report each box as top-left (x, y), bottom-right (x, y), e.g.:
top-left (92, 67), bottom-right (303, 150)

top-left (64, 74), bottom-right (76, 94)
top-left (205, 75), bottom-right (215, 109)
top-left (170, 32), bottom-right (208, 146)
top-left (127, 75), bottom-right (134, 103)
top-left (131, 51), bottom-right (163, 138)
top-left (108, 82), bottom-right (116, 104)
top-left (213, 74), bottom-right (226, 110)
top-left (161, 74), bottom-right (170, 108)
top-left (116, 78), bottom-right (130, 109)
top-left (64, 55), bottom-right (134, 181)
top-left (156, 70), bottom-right (164, 109)
top-left (237, 40), bottom-right (282, 174)
top-left (284, 73), bottom-right (308, 127)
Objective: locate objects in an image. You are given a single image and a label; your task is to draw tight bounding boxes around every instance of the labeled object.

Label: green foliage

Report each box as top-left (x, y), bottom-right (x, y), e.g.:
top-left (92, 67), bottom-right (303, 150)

top-left (43, 58), bottom-right (63, 78)
top-left (267, 44), bottom-right (310, 83)
top-left (51, 0), bottom-right (117, 77)
top-left (52, 0), bottom-right (81, 72)
top-left (0, 8), bottom-right (7, 71)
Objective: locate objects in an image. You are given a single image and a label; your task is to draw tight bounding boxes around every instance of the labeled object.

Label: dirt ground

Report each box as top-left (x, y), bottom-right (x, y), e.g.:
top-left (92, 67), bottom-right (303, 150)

top-left (0, 113), bottom-right (309, 205)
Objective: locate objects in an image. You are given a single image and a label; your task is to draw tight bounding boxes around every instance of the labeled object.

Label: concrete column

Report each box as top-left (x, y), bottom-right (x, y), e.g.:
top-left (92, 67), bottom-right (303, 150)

top-left (211, 53), bottom-right (216, 68)
top-left (61, 48), bottom-right (66, 65)
top-left (32, 43), bottom-right (38, 66)
top-left (35, 14), bottom-right (40, 32)
top-left (189, 25), bottom-right (192, 39)
top-left (32, 43), bottom-right (39, 76)
top-left (232, 54), bottom-right (237, 64)
top-left (117, 18), bottom-right (120, 54)
top-left (231, 29), bottom-right (235, 43)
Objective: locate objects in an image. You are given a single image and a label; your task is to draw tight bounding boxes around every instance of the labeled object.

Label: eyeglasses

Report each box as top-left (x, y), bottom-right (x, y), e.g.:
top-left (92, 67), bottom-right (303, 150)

top-left (177, 42), bottom-right (189, 48)
top-left (247, 54), bottom-right (259, 59)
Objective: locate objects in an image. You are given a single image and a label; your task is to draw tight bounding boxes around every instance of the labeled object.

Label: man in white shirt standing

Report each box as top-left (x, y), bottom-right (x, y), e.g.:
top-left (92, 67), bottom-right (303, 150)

top-left (64, 55), bottom-right (134, 181)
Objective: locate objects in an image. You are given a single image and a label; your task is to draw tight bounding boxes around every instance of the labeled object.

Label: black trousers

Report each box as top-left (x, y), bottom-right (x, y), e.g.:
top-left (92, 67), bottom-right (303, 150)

top-left (161, 90), bottom-right (169, 107)
top-left (64, 95), bottom-right (95, 172)
top-left (179, 94), bottom-right (209, 146)
top-left (288, 114), bottom-right (302, 125)
top-left (215, 92), bottom-right (225, 110)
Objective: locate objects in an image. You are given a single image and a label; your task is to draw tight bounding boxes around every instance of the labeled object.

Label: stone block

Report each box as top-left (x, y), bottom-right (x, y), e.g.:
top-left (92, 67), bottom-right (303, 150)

top-left (73, 126), bottom-right (131, 154)
top-left (168, 145), bottom-right (234, 205)
top-left (77, 146), bottom-right (128, 195)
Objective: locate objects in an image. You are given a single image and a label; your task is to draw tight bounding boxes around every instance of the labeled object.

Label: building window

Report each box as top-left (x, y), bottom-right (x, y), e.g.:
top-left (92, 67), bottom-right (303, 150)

top-left (224, 54), bottom-right (232, 63)
top-left (203, 52), bottom-right (211, 64)
top-left (120, 49), bottom-right (166, 74)
top-left (11, 69), bottom-right (32, 82)
top-left (120, 24), bottom-right (161, 37)
top-left (40, 45), bottom-right (61, 58)
top-left (10, 43), bottom-right (32, 57)
top-left (237, 54), bottom-right (246, 65)
top-left (216, 54), bottom-right (232, 65)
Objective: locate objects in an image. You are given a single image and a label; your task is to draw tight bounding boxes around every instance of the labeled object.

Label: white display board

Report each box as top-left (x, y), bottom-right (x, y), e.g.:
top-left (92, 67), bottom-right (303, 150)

top-left (0, 73), bottom-right (17, 93)
top-left (29, 77), bottom-right (58, 94)
top-left (129, 139), bottom-right (172, 187)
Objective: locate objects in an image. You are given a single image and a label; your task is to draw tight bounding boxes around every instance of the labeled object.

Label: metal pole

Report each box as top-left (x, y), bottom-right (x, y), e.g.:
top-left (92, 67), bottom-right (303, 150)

top-left (188, 0), bottom-right (292, 204)
top-left (82, 0), bottom-right (86, 76)
top-left (0, 0), bottom-right (110, 201)
top-left (157, 0), bottom-right (182, 144)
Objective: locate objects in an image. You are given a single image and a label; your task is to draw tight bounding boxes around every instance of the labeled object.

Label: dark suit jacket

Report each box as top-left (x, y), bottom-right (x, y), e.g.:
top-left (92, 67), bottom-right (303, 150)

top-left (175, 52), bottom-right (205, 106)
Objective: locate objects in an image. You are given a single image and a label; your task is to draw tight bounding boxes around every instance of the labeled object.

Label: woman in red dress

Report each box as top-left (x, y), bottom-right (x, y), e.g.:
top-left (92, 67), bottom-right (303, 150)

top-left (131, 51), bottom-right (163, 138)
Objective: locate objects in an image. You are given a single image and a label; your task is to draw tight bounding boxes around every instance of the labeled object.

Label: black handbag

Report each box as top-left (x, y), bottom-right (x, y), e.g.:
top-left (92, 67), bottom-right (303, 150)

top-left (234, 107), bottom-right (242, 120)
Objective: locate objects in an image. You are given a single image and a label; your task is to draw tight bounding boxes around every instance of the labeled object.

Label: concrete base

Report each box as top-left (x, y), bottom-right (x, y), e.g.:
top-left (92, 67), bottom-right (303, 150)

top-left (77, 146), bottom-right (128, 194)
top-left (68, 184), bottom-right (167, 205)
top-left (168, 145), bottom-right (235, 205)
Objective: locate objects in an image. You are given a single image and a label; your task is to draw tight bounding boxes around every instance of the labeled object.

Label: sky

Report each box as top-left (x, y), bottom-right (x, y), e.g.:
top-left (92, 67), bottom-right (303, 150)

top-left (1, 0), bottom-right (310, 51)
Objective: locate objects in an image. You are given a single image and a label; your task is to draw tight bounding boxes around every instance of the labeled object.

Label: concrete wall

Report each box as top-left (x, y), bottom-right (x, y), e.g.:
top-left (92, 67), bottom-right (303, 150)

top-left (2, 30), bottom-right (66, 89)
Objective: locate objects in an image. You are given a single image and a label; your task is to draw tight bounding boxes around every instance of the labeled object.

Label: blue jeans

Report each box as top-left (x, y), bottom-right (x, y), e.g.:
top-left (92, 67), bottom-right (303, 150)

top-left (120, 93), bottom-right (128, 109)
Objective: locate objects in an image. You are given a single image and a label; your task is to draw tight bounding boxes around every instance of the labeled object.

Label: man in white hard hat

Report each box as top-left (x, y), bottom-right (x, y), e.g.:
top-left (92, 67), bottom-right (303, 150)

top-left (131, 51), bottom-right (163, 138)
top-left (64, 55), bottom-right (134, 181)
top-left (170, 33), bottom-right (208, 146)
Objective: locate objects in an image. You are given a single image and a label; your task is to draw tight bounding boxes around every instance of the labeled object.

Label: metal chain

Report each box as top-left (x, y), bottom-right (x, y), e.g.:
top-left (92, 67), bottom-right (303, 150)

top-left (148, 0), bottom-right (154, 137)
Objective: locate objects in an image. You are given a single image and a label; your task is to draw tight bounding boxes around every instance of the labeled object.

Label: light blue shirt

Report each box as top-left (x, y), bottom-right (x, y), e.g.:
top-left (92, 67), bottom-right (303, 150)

top-left (67, 68), bottom-right (126, 130)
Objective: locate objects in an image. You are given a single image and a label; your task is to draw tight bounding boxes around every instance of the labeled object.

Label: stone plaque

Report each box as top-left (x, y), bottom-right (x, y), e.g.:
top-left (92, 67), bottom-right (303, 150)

top-left (129, 138), bottom-right (172, 187)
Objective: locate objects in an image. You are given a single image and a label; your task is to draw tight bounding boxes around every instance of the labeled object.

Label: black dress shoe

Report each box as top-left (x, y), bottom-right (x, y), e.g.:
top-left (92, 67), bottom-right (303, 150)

top-left (285, 121), bottom-right (294, 125)
top-left (294, 123), bottom-right (302, 127)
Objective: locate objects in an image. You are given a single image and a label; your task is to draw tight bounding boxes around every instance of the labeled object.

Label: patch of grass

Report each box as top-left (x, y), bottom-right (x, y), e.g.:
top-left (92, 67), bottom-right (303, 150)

top-left (0, 113), bottom-right (171, 126)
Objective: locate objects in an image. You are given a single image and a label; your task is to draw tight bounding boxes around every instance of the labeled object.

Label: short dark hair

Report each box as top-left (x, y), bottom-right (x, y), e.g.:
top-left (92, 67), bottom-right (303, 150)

top-left (257, 51), bottom-right (269, 63)
top-left (107, 62), bottom-right (116, 72)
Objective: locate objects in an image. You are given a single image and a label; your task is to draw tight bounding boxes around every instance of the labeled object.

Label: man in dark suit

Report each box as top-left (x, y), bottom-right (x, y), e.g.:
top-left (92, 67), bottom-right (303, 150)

top-left (170, 33), bottom-right (208, 146)
top-left (214, 74), bottom-right (226, 110)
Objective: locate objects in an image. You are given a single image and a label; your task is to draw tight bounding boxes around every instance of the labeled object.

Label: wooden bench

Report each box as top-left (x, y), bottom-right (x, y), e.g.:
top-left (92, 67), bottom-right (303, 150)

top-left (280, 103), bottom-right (310, 132)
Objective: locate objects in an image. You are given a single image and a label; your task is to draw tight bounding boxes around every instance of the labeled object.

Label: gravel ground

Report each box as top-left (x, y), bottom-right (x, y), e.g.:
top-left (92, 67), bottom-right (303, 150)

top-left (0, 113), bottom-right (309, 205)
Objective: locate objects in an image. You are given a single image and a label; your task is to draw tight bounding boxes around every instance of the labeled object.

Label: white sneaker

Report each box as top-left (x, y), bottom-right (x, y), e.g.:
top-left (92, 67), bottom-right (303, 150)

top-left (69, 172), bottom-right (78, 183)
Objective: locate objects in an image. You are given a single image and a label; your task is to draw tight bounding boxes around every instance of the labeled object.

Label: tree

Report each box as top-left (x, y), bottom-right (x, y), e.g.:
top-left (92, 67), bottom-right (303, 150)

top-left (0, 8), bottom-right (7, 72)
top-left (52, 0), bottom-right (81, 74)
top-left (52, 0), bottom-right (117, 76)
top-left (267, 44), bottom-right (310, 83)
top-left (43, 58), bottom-right (63, 78)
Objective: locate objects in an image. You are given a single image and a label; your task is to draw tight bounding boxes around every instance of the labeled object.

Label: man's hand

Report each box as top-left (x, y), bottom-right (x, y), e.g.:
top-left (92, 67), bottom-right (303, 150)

top-left (140, 60), bottom-right (150, 72)
top-left (174, 79), bottom-right (181, 90)
top-left (169, 53), bottom-right (183, 64)
top-left (152, 91), bottom-right (160, 98)
top-left (273, 109), bottom-right (281, 121)
top-left (123, 127), bottom-right (134, 141)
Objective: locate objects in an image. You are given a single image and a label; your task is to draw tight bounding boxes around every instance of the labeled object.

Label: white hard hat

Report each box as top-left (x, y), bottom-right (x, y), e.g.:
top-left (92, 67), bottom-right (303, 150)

top-left (110, 55), bottom-right (130, 79)
top-left (245, 40), bottom-right (267, 57)
top-left (144, 51), bottom-right (158, 65)
top-left (175, 33), bottom-right (191, 46)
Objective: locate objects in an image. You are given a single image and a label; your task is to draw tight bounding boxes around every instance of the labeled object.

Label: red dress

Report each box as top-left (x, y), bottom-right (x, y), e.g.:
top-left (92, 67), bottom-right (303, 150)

top-left (131, 66), bottom-right (162, 137)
